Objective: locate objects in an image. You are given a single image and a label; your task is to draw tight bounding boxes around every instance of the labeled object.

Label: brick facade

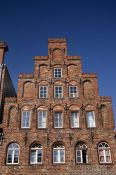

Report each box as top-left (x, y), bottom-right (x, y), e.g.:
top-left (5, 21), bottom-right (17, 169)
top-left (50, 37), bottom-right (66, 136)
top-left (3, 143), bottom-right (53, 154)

top-left (0, 38), bottom-right (116, 175)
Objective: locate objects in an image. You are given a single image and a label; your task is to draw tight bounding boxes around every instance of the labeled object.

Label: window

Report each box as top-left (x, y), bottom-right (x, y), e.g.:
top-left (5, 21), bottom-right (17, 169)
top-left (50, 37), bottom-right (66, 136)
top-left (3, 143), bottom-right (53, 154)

top-left (98, 142), bottom-right (112, 163)
top-left (54, 86), bottom-right (63, 98)
top-left (54, 112), bottom-right (63, 128)
top-left (21, 111), bottom-right (31, 128)
top-left (76, 142), bottom-right (88, 164)
top-left (54, 68), bottom-right (62, 78)
top-left (7, 143), bottom-right (19, 164)
top-left (86, 111), bottom-right (96, 128)
top-left (69, 86), bottom-right (78, 98)
top-left (71, 111), bottom-right (79, 128)
top-left (38, 111), bottom-right (47, 128)
top-left (39, 86), bottom-right (48, 98)
top-left (53, 142), bottom-right (65, 163)
top-left (30, 143), bottom-right (42, 164)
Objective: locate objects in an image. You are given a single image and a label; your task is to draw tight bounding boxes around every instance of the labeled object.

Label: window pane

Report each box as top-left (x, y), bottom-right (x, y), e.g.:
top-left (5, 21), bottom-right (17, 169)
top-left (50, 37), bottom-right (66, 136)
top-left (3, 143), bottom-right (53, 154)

top-left (37, 150), bottom-right (42, 163)
top-left (53, 150), bottom-right (58, 162)
top-left (30, 150), bottom-right (36, 163)
top-left (60, 150), bottom-right (65, 162)
top-left (7, 150), bottom-right (13, 163)
top-left (87, 111), bottom-right (95, 128)
top-left (71, 112), bottom-right (79, 128)
top-left (54, 112), bottom-right (63, 128)
top-left (38, 111), bottom-right (47, 128)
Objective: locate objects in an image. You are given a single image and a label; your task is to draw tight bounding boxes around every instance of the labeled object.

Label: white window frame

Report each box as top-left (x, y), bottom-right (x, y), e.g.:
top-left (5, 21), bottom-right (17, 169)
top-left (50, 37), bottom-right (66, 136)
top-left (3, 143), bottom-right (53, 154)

top-left (30, 144), bottom-right (43, 164)
top-left (86, 111), bottom-right (96, 128)
top-left (54, 68), bottom-right (62, 78)
top-left (21, 111), bottom-right (31, 128)
top-left (39, 86), bottom-right (48, 98)
top-left (69, 86), bottom-right (78, 98)
top-left (70, 111), bottom-right (79, 128)
top-left (54, 86), bottom-right (63, 98)
top-left (53, 145), bottom-right (65, 163)
top-left (76, 143), bottom-right (88, 164)
top-left (38, 111), bottom-right (47, 128)
top-left (54, 112), bottom-right (63, 128)
top-left (7, 143), bottom-right (19, 164)
top-left (98, 142), bottom-right (112, 164)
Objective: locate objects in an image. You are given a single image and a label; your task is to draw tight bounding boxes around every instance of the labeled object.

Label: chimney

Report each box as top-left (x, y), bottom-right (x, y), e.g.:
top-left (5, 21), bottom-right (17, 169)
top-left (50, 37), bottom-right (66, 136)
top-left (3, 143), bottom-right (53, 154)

top-left (0, 42), bottom-right (8, 65)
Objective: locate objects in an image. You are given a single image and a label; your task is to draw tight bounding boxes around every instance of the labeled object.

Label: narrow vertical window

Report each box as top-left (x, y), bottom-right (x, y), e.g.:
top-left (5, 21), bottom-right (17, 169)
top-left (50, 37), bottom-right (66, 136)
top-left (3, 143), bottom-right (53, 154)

top-left (86, 111), bottom-right (96, 128)
top-left (71, 111), bottom-right (79, 128)
top-left (54, 86), bottom-right (63, 98)
top-left (7, 143), bottom-right (19, 164)
top-left (39, 86), bottom-right (48, 98)
top-left (76, 142), bottom-right (88, 164)
top-left (54, 68), bottom-right (62, 78)
top-left (69, 86), bottom-right (78, 98)
top-left (30, 143), bottom-right (42, 164)
top-left (54, 112), bottom-right (63, 128)
top-left (98, 142), bottom-right (112, 163)
top-left (53, 142), bottom-right (65, 163)
top-left (38, 111), bottom-right (47, 128)
top-left (21, 111), bottom-right (31, 128)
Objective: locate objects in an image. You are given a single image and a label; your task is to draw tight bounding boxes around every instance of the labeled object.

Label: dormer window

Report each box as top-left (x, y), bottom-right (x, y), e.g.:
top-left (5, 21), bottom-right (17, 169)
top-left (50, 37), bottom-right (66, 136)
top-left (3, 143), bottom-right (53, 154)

top-left (54, 68), bottom-right (62, 78)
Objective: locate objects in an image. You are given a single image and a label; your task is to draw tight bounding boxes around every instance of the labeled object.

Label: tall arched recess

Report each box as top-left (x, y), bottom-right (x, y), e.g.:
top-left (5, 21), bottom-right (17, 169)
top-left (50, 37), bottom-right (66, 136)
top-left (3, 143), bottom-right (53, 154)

top-left (83, 80), bottom-right (94, 97)
top-left (23, 81), bottom-right (34, 98)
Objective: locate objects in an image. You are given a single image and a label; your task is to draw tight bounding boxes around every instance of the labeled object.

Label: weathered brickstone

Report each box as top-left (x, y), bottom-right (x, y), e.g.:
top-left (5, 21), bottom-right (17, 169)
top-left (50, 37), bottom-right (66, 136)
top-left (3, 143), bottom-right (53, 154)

top-left (0, 38), bottom-right (116, 175)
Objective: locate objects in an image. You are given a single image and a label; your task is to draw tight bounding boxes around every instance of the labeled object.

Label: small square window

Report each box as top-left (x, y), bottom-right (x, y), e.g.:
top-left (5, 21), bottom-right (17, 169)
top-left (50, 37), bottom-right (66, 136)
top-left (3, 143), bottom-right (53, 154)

top-left (69, 86), bottom-right (78, 98)
top-left (39, 86), bottom-right (48, 98)
top-left (54, 86), bottom-right (63, 98)
top-left (54, 68), bottom-right (62, 78)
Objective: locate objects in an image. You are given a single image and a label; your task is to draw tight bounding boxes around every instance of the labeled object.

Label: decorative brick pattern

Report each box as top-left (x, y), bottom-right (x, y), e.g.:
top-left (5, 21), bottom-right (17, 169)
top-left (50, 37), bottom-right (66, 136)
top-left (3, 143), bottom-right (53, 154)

top-left (0, 38), bottom-right (116, 175)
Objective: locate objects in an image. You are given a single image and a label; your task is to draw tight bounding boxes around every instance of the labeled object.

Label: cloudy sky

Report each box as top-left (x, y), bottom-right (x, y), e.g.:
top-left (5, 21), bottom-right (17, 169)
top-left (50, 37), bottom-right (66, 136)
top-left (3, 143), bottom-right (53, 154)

top-left (0, 0), bottom-right (116, 124)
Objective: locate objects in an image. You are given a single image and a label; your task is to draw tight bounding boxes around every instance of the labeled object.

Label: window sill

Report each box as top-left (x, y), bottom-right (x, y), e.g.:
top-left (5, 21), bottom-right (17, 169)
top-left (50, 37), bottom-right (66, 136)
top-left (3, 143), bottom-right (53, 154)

top-left (99, 162), bottom-right (113, 165)
top-left (53, 163), bottom-right (65, 165)
top-left (76, 163), bottom-right (91, 165)
top-left (6, 163), bottom-right (19, 166)
top-left (30, 163), bottom-right (43, 166)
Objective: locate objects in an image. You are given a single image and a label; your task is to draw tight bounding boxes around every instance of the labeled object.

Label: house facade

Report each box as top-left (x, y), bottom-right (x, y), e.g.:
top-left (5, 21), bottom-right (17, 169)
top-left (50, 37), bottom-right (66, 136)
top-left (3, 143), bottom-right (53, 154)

top-left (0, 39), bottom-right (116, 175)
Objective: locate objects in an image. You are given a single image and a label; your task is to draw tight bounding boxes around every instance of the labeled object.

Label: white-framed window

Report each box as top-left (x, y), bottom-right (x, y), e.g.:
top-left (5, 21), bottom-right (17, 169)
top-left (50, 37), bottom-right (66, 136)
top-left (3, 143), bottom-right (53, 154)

top-left (71, 111), bottom-right (79, 128)
top-left (38, 111), bottom-right (47, 128)
top-left (30, 143), bottom-right (43, 164)
top-left (7, 143), bottom-right (19, 164)
top-left (98, 142), bottom-right (112, 164)
top-left (76, 142), bottom-right (88, 164)
top-left (54, 112), bottom-right (63, 128)
top-left (53, 143), bottom-right (65, 163)
top-left (54, 68), bottom-right (62, 78)
top-left (39, 86), bottom-right (48, 98)
top-left (21, 111), bottom-right (31, 128)
top-left (69, 86), bottom-right (78, 98)
top-left (54, 86), bottom-right (63, 98)
top-left (86, 111), bottom-right (96, 128)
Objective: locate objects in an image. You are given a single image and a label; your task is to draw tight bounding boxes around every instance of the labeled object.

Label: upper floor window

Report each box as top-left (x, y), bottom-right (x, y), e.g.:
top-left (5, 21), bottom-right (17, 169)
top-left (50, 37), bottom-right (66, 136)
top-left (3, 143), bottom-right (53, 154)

top-left (21, 111), bottom-right (31, 128)
top-left (69, 86), bottom-right (78, 98)
top-left (53, 142), bottom-right (65, 163)
top-left (98, 142), bottom-right (112, 164)
top-left (30, 143), bottom-right (43, 164)
top-left (76, 142), bottom-right (88, 164)
top-left (38, 111), bottom-right (47, 128)
top-left (7, 143), bottom-right (19, 164)
top-left (54, 86), bottom-right (63, 98)
top-left (70, 111), bottom-right (79, 128)
top-left (54, 112), bottom-right (63, 128)
top-left (54, 68), bottom-right (62, 78)
top-left (86, 111), bottom-right (96, 128)
top-left (39, 86), bottom-right (48, 98)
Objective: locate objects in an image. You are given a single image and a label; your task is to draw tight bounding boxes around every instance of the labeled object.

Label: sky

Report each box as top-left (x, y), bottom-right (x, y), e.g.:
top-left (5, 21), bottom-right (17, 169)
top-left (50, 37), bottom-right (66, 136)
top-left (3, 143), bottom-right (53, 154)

top-left (0, 0), bottom-right (116, 124)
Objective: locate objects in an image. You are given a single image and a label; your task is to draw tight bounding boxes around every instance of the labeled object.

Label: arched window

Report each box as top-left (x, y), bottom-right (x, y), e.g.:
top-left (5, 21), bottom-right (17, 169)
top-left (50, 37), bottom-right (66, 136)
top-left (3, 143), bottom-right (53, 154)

top-left (7, 143), bottom-right (19, 164)
top-left (30, 143), bottom-right (43, 164)
top-left (98, 142), bottom-right (112, 163)
top-left (53, 142), bottom-right (65, 163)
top-left (76, 142), bottom-right (88, 163)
